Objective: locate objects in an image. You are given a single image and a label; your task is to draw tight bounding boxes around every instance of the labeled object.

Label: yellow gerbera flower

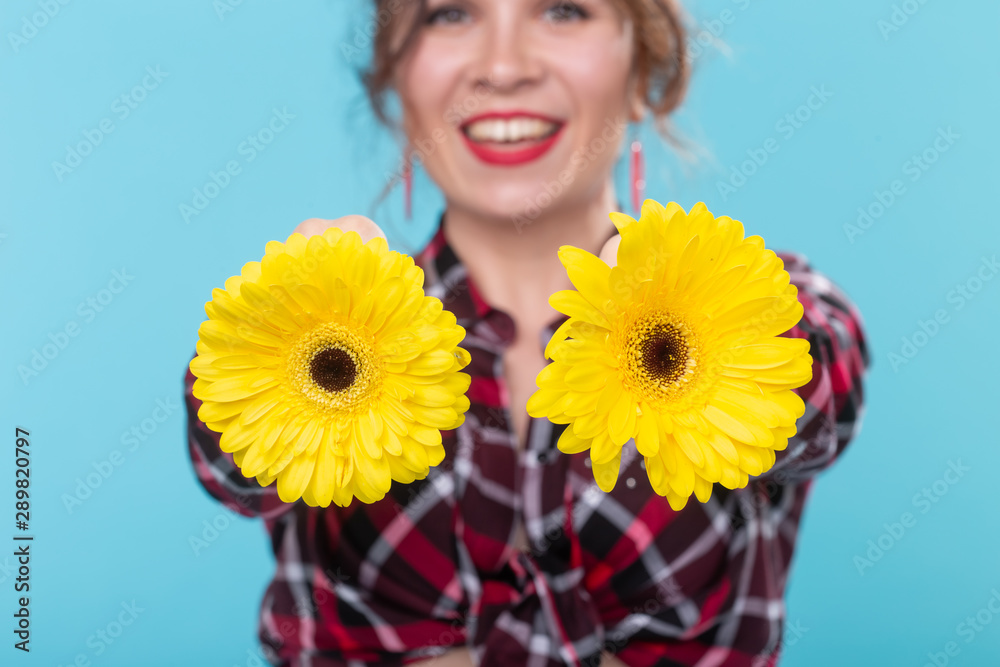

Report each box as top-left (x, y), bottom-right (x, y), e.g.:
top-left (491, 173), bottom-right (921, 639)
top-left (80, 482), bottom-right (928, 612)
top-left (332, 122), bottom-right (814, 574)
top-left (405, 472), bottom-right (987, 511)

top-left (190, 228), bottom-right (471, 507)
top-left (527, 200), bottom-right (813, 510)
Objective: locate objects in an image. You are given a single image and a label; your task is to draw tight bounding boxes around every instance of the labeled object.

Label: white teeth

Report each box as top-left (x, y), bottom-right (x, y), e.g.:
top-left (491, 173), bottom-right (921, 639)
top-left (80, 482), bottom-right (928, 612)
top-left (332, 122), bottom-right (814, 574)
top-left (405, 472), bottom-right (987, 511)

top-left (465, 118), bottom-right (557, 143)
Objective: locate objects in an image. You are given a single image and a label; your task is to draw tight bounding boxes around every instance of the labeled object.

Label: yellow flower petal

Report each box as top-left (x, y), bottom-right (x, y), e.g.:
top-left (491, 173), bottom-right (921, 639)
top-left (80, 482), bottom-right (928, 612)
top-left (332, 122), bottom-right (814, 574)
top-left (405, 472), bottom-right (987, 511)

top-left (352, 445), bottom-right (391, 498)
top-left (634, 409), bottom-right (660, 457)
top-left (277, 451), bottom-right (317, 503)
top-left (609, 210), bottom-right (637, 234)
top-left (673, 428), bottom-right (706, 468)
top-left (190, 225), bottom-right (471, 507)
top-left (608, 389), bottom-right (637, 446)
top-left (590, 431), bottom-right (620, 466)
top-left (549, 290), bottom-right (611, 328)
top-left (593, 449), bottom-right (622, 492)
top-left (564, 362), bottom-right (611, 392)
top-left (558, 245), bottom-right (613, 309)
top-left (557, 425), bottom-right (592, 455)
top-left (693, 477), bottom-right (713, 503)
top-left (531, 199), bottom-right (812, 509)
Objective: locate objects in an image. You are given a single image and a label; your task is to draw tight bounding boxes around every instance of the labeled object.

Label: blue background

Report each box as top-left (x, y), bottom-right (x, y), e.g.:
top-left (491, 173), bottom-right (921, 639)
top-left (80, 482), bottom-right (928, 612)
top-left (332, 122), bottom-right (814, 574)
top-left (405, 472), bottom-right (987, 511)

top-left (2, 0), bottom-right (998, 665)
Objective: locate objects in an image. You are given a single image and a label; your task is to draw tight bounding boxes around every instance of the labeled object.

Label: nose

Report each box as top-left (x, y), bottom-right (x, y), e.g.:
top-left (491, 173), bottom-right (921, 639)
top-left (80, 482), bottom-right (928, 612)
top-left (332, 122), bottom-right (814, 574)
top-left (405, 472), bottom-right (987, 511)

top-left (472, 10), bottom-right (544, 93)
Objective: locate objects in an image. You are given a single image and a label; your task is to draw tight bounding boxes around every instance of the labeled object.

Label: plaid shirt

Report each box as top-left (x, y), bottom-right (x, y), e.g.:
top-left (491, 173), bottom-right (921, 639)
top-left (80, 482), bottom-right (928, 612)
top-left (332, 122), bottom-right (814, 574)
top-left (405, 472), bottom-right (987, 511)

top-left (185, 212), bottom-right (870, 666)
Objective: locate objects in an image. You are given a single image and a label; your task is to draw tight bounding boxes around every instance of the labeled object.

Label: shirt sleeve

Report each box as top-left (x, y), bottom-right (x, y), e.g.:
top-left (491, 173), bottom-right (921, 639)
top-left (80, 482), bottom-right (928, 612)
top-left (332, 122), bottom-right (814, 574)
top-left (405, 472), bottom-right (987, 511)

top-left (184, 358), bottom-right (297, 519)
top-left (753, 252), bottom-right (871, 485)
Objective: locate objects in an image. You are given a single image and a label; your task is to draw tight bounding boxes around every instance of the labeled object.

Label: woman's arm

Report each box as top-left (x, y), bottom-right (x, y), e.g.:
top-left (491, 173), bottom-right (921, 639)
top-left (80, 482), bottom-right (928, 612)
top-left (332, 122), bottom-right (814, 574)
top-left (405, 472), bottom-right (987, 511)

top-left (184, 215), bottom-right (387, 518)
top-left (184, 364), bottom-right (296, 519)
top-left (753, 253), bottom-right (871, 485)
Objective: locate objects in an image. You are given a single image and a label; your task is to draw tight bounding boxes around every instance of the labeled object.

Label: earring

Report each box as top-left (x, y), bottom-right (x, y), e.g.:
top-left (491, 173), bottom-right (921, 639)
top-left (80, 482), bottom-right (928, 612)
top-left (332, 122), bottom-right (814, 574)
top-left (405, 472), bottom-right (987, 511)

top-left (402, 150), bottom-right (413, 222)
top-left (629, 126), bottom-right (644, 217)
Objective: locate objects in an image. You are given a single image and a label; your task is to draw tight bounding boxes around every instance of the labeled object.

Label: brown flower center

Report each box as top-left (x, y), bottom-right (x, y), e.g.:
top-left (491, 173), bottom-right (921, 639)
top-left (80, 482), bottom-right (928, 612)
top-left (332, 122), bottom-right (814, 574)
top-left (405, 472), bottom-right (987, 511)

top-left (618, 310), bottom-right (702, 408)
top-left (638, 321), bottom-right (689, 384)
top-left (310, 347), bottom-right (357, 393)
top-left (287, 321), bottom-right (382, 415)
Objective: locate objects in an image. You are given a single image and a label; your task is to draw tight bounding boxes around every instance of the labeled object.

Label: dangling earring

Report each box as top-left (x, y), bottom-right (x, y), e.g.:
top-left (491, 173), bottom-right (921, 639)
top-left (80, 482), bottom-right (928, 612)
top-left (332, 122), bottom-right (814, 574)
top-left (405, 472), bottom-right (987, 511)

top-left (629, 125), bottom-right (644, 217)
top-left (402, 149), bottom-right (413, 222)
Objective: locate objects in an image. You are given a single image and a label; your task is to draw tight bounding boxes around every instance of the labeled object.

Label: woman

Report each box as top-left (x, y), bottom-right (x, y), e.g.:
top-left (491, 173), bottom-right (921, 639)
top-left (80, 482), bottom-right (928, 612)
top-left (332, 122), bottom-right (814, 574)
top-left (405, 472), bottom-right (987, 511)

top-left (184, 0), bottom-right (870, 665)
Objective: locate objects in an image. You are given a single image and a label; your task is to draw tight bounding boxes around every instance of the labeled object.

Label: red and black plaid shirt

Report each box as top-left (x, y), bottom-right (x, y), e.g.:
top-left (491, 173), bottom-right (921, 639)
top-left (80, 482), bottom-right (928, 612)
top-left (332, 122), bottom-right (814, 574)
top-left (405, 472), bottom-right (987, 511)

top-left (185, 212), bottom-right (870, 666)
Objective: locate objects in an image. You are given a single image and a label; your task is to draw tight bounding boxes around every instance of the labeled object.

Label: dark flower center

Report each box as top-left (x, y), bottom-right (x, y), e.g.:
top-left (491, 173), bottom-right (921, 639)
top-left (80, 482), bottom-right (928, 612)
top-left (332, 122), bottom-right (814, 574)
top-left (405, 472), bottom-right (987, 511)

top-left (639, 322), bottom-right (689, 384)
top-left (310, 348), bottom-right (357, 393)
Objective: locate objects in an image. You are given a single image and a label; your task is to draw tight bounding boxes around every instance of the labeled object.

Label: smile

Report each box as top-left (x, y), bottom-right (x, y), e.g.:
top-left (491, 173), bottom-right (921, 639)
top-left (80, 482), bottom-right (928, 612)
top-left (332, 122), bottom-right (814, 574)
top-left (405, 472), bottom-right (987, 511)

top-left (460, 111), bottom-right (566, 166)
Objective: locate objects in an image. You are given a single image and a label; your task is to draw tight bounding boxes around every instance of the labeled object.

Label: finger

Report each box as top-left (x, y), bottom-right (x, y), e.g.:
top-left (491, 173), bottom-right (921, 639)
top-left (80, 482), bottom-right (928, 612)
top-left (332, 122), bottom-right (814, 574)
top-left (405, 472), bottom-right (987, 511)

top-left (294, 215), bottom-right (387, 245)
top-left (598, 234), bottom-right (621, 269)
top-left (333, 215), bottom-right (387, 244)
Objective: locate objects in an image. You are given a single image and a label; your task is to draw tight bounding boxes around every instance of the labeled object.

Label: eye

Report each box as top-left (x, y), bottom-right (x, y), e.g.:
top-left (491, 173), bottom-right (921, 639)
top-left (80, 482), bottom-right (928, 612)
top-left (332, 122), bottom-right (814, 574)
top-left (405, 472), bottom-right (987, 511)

top-left (544, 1), bottom-right (589, 22)
top-left (425, 5), bottom-right (469, 25)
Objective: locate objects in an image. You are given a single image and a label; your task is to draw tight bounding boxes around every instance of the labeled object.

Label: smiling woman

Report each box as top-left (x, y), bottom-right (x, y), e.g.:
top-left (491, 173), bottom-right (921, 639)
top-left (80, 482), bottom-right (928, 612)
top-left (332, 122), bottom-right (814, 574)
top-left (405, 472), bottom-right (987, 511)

top-left (365, 0), bottom-right (688, 210)
top-left (183, 0), bottom-right (870, 665)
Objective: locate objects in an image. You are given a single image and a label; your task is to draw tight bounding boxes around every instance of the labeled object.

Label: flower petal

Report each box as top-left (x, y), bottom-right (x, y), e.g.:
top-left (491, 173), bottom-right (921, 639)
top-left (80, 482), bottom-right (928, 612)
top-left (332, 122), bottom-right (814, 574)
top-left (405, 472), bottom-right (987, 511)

top-left (608, 390), bottom-right (637, 446)
top-left (593, 449), bottom-right (622, 492)
top-left (673, 428), bottom-right (705, 468)
top-left (277, 450), bottom-right (317, 503)
top-left (558, 245), bottom-right (613, 309)
top-left (590, 431), bottom-right (620, 465)
top-left (557, 425), bottom-right (592, 455)
top-left (635, 408), bottom-right (661, 457)
top-left (549, 290), bottom-right (611, 328)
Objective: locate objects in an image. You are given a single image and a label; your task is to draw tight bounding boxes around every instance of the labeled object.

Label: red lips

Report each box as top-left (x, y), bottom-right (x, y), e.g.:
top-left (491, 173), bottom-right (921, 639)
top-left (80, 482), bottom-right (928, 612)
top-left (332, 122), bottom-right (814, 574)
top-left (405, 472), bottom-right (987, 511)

top-left (460, 110), bottom-right (565, 166)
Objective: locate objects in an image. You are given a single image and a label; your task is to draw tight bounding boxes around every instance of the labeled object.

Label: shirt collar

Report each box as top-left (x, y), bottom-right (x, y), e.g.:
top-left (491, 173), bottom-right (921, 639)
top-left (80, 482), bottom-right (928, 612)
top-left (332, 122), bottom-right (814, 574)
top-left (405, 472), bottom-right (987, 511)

top-left (414, 207), bottom-right (622, 349)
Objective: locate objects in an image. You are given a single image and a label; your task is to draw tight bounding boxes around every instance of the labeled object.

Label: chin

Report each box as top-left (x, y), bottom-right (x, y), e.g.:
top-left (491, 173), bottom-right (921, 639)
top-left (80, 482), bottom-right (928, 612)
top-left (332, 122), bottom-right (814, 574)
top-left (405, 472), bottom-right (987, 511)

top-left (468, 180), bottom-right (576, 221)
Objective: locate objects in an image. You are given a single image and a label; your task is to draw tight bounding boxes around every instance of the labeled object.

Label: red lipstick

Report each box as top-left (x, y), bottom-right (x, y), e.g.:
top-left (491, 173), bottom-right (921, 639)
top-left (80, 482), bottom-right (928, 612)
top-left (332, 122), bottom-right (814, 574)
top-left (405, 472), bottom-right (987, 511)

top-left (460, 111), bottom-right (565, 167)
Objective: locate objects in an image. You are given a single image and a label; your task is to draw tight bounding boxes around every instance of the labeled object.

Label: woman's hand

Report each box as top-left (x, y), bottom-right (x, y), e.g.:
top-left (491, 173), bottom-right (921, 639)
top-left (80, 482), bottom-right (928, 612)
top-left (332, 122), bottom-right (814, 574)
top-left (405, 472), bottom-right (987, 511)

top-left (294, 214), bottom-right (386, 244)
top-left (410, 647), bottom-right (476, 666)
top-left (599, 233), bottom-right (621, 268)
top-left (601, 650), bottom-right (629, 666)
top-left (410, 647), bottom-right (627, 665)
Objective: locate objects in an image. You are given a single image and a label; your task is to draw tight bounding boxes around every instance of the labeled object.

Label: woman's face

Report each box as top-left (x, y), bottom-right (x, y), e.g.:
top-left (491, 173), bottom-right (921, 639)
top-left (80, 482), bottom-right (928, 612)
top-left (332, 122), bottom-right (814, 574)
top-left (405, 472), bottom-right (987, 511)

top-left (393, 0), bottom-right (644, 225)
